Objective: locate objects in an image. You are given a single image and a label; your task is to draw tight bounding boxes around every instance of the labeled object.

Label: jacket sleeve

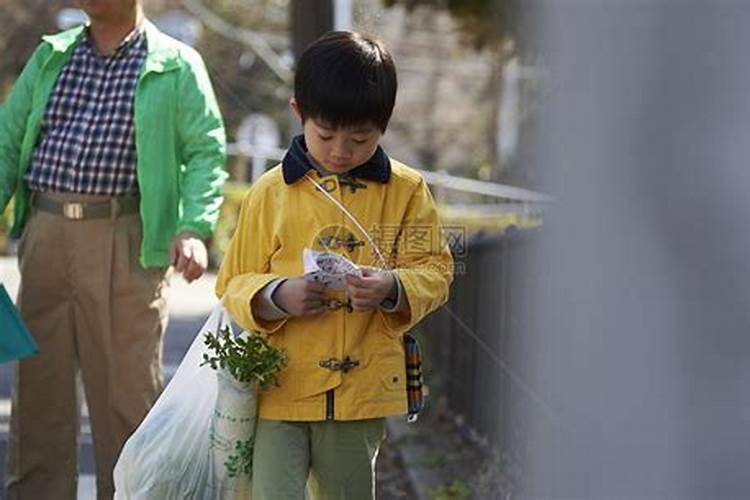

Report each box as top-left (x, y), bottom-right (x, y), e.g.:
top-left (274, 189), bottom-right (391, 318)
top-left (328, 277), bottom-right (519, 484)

top-left (175, 50), bottom-right (227, 240)
top-left (215, 184), bottom-right (288, 334)
top-left (0, 43), bottom-right (49, 211)
top-left (379, 177), bottom-right (454, 334)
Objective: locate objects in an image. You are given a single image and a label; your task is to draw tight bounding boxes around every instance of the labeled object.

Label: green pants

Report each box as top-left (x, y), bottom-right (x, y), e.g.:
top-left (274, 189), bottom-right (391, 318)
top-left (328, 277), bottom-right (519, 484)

top-left (252, 418), bottom-right (386, 500)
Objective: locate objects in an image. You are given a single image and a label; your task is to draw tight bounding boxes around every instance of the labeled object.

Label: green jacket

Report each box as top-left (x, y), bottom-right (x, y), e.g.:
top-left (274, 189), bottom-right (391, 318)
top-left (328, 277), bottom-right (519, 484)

top-left (0, 21), bottom-right (227, 267)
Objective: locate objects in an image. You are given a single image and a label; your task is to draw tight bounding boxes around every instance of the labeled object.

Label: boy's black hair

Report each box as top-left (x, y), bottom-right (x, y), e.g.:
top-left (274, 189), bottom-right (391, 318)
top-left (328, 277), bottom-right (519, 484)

top-left (294, 30), bottom-right (397, 133)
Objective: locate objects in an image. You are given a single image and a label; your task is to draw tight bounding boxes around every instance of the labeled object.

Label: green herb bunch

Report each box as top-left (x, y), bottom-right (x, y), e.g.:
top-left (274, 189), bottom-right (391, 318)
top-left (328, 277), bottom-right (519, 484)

top-left (201, 326), bottom-right (287, 390)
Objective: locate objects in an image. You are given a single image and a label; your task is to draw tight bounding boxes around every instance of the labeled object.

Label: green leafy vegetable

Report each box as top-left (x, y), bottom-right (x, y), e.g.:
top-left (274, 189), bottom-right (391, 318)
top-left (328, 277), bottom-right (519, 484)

top-left (201, 326), bottom-right (287, 390)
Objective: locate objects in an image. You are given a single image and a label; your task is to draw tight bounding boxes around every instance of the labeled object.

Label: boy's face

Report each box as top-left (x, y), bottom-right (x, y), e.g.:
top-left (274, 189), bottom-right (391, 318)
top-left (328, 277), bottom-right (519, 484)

top-left (302, 118), bottom-right (382, 174)
top-left (290, 98), bottom-right (384, 174)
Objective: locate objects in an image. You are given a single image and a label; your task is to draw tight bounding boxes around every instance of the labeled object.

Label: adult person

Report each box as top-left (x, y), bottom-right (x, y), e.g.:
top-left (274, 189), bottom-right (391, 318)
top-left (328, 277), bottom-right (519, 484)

top-left (0, 0), bottom-right (227, 498)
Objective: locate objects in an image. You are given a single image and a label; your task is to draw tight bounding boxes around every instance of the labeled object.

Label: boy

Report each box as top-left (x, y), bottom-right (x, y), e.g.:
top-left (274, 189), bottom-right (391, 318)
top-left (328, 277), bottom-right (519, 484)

top-left (215, 30), bottom-right (453, 500)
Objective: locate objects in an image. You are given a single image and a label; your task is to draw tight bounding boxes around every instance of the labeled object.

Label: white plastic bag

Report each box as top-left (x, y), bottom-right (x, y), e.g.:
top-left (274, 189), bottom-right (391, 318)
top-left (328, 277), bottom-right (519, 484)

top-left (114, 305), bottom-right (256, 499)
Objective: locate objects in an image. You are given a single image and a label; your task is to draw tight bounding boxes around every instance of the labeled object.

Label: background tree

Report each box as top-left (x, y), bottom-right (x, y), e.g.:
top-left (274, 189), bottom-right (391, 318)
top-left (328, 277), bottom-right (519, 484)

top-left (183, 0), bottom-right (292, 140)
top-left (0, 0), bottom-right (67, 97)
top-left (381, 0), bottom-right (541, 184)
top-left (381, 0), bottom-right (522, 50)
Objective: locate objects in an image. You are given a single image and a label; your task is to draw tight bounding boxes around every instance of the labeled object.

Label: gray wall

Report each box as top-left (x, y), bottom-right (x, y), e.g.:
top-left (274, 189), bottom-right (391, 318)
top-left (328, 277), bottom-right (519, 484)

top-left (516, 2), bottom-right (750, 498)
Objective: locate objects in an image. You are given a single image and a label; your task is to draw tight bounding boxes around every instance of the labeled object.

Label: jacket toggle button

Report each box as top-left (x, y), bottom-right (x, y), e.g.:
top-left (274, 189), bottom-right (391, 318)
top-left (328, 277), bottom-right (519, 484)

top-left (326, 298), bottom-right (353, 313)
top-left (339, 174), bottom-right (367, 193)
top-left (319, 356), bottom-right (360, 373)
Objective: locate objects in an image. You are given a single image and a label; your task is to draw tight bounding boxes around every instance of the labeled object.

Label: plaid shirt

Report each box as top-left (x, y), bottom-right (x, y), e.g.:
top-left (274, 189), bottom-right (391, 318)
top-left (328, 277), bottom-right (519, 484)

top-left (25, 27), bottom-right (147, 195)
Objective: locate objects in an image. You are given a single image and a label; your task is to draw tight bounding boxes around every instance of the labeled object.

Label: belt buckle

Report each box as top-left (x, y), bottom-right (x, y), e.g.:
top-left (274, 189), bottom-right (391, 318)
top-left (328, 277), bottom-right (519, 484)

top-left (63, 202), bottom-right (85, 220)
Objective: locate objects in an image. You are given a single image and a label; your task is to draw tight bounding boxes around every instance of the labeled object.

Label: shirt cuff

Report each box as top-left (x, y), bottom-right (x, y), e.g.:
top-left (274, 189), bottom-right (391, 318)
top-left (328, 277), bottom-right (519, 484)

top-left (254, 278), bottom-right (289, 321)
top-left (380, 272), bottom-right (406, 312)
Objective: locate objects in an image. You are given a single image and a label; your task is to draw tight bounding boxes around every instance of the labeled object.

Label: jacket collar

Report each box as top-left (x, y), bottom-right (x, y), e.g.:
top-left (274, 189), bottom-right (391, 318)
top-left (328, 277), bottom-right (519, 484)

top-left (42, 25), bottom-right (86, 53)
top-left (282, 135), bottom-right (391, 185)
top-left (41, 20), bottom-right (183, 74)
top-left (141, 20), bottom-right (182, 73)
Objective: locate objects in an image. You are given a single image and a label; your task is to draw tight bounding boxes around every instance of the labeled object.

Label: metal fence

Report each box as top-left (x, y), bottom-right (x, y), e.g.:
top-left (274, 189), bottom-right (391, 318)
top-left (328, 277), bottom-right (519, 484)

top-left (420, 228), bottom-right (539, 454)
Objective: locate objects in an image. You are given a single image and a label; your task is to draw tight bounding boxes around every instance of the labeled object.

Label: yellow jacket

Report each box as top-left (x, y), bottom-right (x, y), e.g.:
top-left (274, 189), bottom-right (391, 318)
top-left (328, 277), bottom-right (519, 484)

top-left (215, 143), bottom-right (453, 421)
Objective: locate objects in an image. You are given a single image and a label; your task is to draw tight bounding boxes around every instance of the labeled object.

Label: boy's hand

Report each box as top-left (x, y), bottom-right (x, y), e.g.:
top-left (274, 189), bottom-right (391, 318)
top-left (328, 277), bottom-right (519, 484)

top-left (274, 277), bottom-right (328, 317)
top-left (345, 268), bottom-right (395, 311)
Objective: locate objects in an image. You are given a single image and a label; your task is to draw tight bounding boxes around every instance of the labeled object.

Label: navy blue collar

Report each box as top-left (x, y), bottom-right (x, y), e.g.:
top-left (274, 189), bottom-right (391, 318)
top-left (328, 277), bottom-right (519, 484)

top-left (282, 135), bottom-right (391, 185)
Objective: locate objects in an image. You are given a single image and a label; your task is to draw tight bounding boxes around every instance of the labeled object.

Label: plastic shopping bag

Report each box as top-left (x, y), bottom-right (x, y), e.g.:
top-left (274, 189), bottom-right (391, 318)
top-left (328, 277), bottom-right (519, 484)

top-left (114, 305), bottom-right (257, 499)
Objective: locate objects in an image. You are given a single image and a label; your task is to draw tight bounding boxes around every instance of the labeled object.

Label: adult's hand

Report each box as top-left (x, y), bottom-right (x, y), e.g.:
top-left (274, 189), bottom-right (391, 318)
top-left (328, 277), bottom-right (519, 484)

top-left (170, 232), bottom-right (208, 283)
top-left (273, 277), bottom-right (328, 317)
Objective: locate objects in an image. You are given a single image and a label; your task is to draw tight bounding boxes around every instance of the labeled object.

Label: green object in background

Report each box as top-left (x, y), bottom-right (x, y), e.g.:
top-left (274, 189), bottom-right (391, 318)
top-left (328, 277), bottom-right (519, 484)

top-left (0, 284), bottom-right (38, 363)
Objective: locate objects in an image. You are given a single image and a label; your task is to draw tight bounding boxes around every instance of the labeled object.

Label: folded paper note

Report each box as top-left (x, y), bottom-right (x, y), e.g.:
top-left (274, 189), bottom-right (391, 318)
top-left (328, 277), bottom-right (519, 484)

top-left (303, 249), bottom-right (362, 289)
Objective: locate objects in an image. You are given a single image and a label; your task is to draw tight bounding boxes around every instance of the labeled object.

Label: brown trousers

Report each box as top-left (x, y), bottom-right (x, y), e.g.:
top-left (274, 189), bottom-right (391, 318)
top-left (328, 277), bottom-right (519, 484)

top-left (4, 193), bottom-right (170, 500)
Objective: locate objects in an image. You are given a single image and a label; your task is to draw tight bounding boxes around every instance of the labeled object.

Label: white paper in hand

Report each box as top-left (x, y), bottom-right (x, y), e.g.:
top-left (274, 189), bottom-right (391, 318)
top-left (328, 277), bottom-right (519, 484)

top-left (303, 248), bottom-right (361, 289)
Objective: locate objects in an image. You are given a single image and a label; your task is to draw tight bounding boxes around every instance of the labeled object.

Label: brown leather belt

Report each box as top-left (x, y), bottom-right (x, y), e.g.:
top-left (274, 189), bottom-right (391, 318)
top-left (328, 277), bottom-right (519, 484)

top-left (31, 193), bottom-right (140, 220)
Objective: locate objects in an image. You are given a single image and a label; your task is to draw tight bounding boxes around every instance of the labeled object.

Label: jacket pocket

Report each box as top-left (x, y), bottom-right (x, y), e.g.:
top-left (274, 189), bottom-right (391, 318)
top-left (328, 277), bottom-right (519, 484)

top-left (380, 361), bottom-right (406, 393)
